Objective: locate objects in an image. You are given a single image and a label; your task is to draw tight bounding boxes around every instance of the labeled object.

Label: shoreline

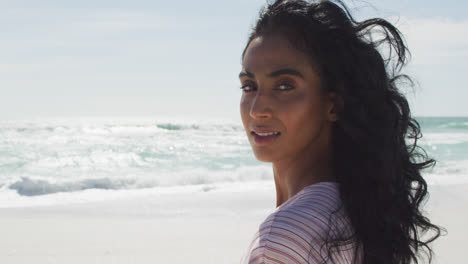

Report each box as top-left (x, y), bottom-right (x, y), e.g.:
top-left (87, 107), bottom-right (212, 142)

top-left (0, 182), bottom-right (465, 263)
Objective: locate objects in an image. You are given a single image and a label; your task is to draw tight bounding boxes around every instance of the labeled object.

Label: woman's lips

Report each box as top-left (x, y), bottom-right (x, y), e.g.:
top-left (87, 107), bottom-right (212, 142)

top-left (251, 130), bottom-right (281, 145)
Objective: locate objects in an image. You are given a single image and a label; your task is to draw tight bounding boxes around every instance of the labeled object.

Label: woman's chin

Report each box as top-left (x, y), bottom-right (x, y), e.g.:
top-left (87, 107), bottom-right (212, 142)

top-left (252, 151), bottom-right (276, 163)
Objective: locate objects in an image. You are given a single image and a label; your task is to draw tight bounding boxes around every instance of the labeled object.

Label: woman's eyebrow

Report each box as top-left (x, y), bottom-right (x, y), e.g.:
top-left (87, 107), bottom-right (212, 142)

top-left (238, 71), bottom-right (254, 79)
top-left (268, 68), bottom-right (304, 79)
top-left (239, 68), bottom-right (304, 79)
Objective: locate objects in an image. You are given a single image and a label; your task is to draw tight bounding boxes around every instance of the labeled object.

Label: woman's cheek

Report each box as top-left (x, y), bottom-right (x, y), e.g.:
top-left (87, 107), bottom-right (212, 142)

top-left (240, 96), bottom-right (252, 121)
top-left (279, 93), bottom-right (308, 115)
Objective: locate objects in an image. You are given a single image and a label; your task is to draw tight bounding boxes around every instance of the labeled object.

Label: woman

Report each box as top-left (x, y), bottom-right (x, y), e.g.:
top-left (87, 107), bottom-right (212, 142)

top-left (239, 0), bottom-right (442, 263)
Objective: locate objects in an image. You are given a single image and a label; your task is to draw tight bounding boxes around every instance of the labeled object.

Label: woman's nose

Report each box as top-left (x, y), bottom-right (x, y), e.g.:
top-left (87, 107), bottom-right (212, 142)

top-left (250, 94), bottom-right (273, 120)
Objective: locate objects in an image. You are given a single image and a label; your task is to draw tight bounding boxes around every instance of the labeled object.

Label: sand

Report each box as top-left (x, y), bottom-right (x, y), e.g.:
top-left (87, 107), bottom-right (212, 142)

top-left (0, 182), bottom-right (466, 264)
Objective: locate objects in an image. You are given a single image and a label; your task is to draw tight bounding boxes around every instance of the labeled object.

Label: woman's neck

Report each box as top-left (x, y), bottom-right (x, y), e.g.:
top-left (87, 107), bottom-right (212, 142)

top-left (272, 151), bottom-right (335, 207)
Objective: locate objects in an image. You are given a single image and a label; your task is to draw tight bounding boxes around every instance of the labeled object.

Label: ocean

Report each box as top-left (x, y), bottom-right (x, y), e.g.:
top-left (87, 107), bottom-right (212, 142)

top-left (0, 117), bottom-right (466, 207)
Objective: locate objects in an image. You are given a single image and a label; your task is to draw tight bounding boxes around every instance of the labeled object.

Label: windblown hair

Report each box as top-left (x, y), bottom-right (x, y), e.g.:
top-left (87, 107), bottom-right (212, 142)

top-left (242, 1), bottom-right (443, 263)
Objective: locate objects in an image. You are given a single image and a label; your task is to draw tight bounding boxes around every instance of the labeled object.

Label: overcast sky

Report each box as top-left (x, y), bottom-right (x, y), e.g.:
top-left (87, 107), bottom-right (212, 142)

top-left (1, 0), bottom-right (467, 121)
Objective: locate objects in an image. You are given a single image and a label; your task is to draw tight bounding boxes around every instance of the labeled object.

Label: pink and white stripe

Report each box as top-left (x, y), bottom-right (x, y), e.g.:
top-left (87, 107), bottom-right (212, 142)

top-left (241, 182), bottom-right (362, 264)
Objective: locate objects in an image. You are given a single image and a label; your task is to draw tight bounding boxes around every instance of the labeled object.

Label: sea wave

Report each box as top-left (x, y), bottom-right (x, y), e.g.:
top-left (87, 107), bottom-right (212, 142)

top-left (9, 177), bottom-right (136, 196)
top-left (439, 121), bottom-right (468, 129)
top-left (156, 123), bottom-right (199, 131)
top-left (424, 159), bottom-right (468, 185)
top-left (5, 166), bottom-right (272, 197)
top-left (0, 119), bottom-right (244, 134)
top-left (417, 117), bottom-right (468, 131)
top-left (1, 117), bottom-right (467, 206)
top-left (420, 132), bottom-right (468, 145)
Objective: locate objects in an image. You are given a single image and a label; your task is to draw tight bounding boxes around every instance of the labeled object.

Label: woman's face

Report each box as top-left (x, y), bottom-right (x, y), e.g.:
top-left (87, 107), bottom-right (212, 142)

top-left (239, 33), bottom-right (336, 163)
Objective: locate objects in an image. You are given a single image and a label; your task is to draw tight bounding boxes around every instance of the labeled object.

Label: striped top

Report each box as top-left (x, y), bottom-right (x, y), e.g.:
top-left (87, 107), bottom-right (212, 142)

top-left (241, 182), bottom-right (362, 264)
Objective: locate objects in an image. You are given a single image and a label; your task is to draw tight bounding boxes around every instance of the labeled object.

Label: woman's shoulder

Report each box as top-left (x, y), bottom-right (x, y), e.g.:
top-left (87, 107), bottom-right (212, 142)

top-left (242, 182), bottom-right (361, 264)
top-left (263, 182), bottom-right (346, 241)
top-left (246, 182), bottom-right (356, 263)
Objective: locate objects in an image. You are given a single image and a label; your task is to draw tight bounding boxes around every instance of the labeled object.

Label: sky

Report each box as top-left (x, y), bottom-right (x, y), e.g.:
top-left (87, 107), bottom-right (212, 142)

top-left (1, 0), bottom-right (467, 121)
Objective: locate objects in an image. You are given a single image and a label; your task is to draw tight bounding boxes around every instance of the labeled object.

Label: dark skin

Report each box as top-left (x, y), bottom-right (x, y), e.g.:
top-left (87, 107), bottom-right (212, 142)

top-left (239, 33), bottom-right (338, 207)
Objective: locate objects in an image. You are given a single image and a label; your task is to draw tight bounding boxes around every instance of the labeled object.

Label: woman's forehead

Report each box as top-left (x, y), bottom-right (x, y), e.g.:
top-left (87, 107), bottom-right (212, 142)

top-left (242, 34), bottom-right (311, 73)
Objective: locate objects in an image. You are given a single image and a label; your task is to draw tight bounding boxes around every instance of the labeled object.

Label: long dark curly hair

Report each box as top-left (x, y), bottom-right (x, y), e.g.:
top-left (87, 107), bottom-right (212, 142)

top-left (242, 0), bottom-right (443, 263)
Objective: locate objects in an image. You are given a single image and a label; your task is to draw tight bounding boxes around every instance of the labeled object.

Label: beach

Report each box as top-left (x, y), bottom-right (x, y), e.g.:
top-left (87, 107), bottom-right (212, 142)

top-left (0, 182), bottom-right (273, 264)
top-left (0, 181), bottom-right (466, 264)
top-left (0, 117), bottom-right (467, 263)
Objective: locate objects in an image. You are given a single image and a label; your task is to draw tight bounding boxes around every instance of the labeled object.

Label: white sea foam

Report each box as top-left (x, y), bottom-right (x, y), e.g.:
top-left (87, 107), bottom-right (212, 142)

top-left (0, 117), bottom-right (467, 207)
top-left (424, 160), bottom-right (468, 185)
top-left (2, 165), bottom-right (272, 197)
top-left (421, 132), bottom-right (468, 145)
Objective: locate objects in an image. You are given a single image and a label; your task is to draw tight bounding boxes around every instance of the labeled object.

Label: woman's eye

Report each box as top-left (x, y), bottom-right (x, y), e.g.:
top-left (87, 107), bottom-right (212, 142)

top-left (240, 84), bottom-right (256, 92)
top-left (277, 83), bottom-right (294, 91)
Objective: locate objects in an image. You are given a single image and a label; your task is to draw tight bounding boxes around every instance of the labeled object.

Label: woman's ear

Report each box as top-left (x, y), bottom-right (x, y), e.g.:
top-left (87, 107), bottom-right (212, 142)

top-left (327, 92), bottom-right (343, 122)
